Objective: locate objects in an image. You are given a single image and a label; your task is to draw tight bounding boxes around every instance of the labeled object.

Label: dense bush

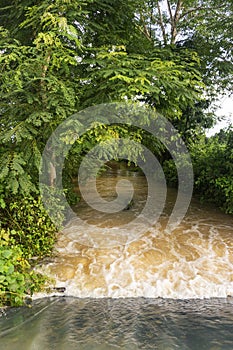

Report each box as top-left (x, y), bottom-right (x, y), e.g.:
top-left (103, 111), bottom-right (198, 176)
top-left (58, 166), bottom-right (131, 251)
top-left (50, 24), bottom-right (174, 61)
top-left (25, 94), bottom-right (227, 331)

top-left (163, 127), bottom-right (233, 214)
top-left (163, 159), bottom-right (178, 187)
top-left (0, 194), bottom-right (58, 258)
top-left (191, 128), bottom-right (233, 214)
top-left (0, 193), bottom-right (59, 306)
top-left (0, 229), bottom-right (47, 306)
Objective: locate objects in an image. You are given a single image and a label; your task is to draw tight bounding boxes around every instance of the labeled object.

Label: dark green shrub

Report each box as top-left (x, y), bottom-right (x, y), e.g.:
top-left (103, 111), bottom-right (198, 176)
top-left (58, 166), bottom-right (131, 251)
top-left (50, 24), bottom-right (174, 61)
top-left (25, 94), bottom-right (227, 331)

top-left (163, 159), bottom-right (178, 187)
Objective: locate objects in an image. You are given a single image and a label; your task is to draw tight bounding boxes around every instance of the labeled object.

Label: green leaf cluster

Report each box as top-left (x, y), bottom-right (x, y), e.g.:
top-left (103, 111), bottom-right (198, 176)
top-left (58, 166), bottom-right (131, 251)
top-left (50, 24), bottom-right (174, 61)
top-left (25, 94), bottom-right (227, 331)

top-left (0, 193), bottom-right (57, 306)
top-left (0, 229), bottom-right (48, 307)
top-left (80, 46), bottom-right (204, 118)
top-left (0, 195), bottom-right (58, 259)
top-left (191, 127), bottom-right (233, 214)
top-left (164, 127), bottom-right (233, 214)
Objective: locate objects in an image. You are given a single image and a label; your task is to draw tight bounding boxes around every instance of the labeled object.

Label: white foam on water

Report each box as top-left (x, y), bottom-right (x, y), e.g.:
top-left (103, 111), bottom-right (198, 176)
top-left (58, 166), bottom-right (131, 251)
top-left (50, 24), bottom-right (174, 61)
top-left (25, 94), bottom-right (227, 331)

top-left (34, 222), bottom-right (233, 300)
top-left (33, 175), bottom-right (233, 300)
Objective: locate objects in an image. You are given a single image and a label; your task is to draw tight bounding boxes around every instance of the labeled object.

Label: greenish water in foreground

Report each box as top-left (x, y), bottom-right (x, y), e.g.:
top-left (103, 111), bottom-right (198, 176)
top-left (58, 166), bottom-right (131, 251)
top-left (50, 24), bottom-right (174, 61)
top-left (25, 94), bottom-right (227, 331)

top-left (1, 297), bottom-right (233, 349)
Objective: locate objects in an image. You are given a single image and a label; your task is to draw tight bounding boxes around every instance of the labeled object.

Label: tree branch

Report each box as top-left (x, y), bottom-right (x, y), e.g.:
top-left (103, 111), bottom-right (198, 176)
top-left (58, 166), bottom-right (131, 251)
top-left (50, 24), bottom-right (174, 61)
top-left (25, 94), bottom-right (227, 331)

top-left (41, 52), bottom-right (51, 79)
top-left (171, 0), bottom-right (183, 44)
top-left (40, 51), bottom-right (51, 106)
top-left (174, 0), bottom-right (183, 23)
top-left (180, 4), bottom-right (226, 19)
top-left (139, 11), bottom-right (152, 41)
top-left (166, 0), bottom-right (173, 24)
top-left (157, 1), bottom-right (167, 45)
top-left (137, 11), bottom-right (151, 41)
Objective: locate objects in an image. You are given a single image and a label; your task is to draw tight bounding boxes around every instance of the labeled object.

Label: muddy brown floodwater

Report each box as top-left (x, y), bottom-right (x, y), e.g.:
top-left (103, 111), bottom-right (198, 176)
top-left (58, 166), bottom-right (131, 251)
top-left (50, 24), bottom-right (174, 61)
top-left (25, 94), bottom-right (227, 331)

top-left (35, 167), bottom-right (233, 299)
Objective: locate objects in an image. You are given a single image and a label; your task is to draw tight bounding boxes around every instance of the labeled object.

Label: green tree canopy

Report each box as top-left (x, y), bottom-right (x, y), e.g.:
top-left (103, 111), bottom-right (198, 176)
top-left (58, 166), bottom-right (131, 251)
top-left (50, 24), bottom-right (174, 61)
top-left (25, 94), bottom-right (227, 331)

top-left (0, 0), bottom-right (207, 194)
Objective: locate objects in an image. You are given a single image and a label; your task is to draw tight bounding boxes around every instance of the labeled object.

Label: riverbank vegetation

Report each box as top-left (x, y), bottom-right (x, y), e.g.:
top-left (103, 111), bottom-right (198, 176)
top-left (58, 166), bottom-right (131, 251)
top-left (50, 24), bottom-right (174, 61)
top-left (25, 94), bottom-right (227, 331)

top-left (0, 0), bottom-right (232, 306)
top-left (163, 127), bottom-right (233, 214)
top-left (192, 127), bottom-right (233, 214)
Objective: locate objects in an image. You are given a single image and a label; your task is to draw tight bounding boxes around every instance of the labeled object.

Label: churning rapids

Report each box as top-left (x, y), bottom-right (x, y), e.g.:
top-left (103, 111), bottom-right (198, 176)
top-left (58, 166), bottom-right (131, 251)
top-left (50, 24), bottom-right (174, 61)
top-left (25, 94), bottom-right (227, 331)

top-left (35, 166), bottom-right (233, 300)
